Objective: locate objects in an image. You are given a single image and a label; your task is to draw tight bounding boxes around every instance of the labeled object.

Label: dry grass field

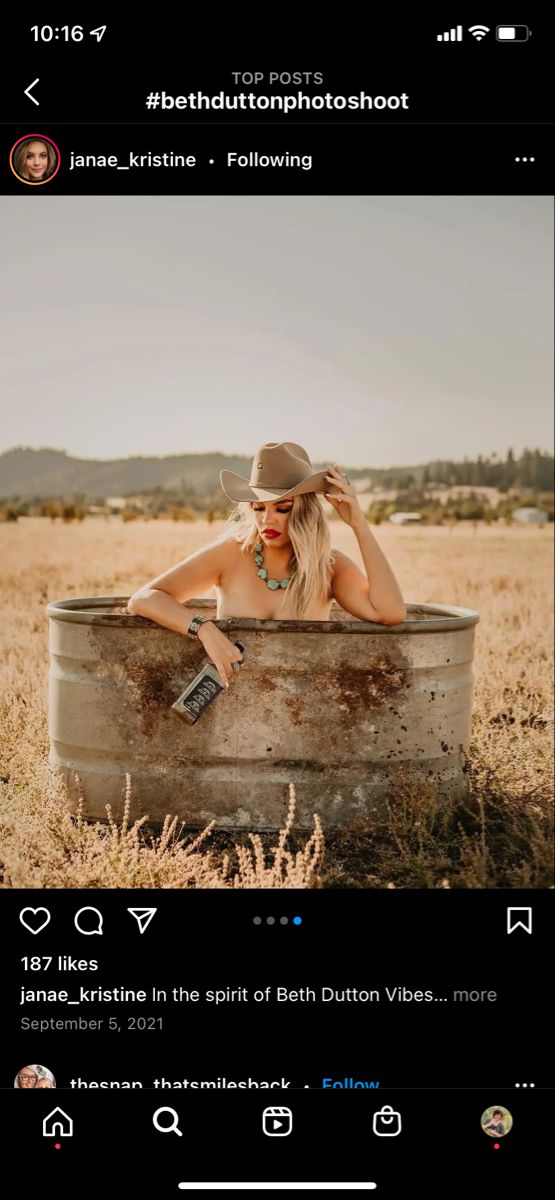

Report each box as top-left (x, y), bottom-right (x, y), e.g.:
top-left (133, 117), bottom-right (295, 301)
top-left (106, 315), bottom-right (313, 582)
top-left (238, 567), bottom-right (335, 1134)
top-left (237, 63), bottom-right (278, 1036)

top-left (0, 517), bottom-right (553, 889)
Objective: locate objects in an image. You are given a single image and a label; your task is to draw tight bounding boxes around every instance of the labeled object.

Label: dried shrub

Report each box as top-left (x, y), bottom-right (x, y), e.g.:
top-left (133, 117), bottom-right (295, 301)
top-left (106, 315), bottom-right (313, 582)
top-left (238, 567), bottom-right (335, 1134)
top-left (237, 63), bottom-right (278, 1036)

top-left (228, 784), bottom-right (324, 889)
top-left (0, 772), bottom-right (324, 890)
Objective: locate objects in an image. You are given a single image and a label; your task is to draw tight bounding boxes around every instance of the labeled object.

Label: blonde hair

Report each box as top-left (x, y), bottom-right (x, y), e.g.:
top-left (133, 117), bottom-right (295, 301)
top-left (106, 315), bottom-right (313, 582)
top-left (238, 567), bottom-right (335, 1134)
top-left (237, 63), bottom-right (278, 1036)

top-left (14, 138), bottom-right (57, 180)
top-left (211, 493), bottom-right (334, 618)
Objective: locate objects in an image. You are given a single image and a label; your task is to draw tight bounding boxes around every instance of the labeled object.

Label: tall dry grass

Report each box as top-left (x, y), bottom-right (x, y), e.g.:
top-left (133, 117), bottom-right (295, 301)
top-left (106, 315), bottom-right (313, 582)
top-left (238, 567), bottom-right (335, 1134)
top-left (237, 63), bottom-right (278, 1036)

top-left (0, 517), bottom-right (553, 888)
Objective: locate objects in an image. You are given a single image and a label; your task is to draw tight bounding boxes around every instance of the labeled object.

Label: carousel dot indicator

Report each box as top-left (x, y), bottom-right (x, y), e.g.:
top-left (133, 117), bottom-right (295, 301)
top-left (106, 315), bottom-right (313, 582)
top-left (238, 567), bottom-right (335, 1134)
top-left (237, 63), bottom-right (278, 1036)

top-left (253, 916), bottom-right (262, 925)
top-left (280, 916), bottom-right (289, 925)
top-left (266, 916), bottom-right (275, 925)
top-left (293, 916), bottom-right (302, 925)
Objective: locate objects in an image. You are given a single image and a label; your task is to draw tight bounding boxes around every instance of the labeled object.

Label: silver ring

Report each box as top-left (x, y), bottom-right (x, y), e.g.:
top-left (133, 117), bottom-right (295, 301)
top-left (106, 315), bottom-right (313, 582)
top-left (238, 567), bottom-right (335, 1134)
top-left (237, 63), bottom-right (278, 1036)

top-left (232, 661), bottom-right (241, 672)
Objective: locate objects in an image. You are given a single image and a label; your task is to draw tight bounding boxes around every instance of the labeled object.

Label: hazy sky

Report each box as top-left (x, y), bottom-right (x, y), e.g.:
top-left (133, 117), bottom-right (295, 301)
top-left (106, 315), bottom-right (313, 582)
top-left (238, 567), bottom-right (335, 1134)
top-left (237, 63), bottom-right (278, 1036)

top-left (0, 195), bottom-right (552, 466)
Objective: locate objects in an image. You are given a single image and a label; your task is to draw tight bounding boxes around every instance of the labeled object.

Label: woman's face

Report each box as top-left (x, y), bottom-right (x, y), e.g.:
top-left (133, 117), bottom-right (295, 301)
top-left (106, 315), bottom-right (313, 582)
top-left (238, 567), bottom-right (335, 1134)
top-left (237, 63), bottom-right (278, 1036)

top-left (250, 498), bottom-right (294, 547)
top-left (36, 1078), bottom-right (54, 1088)
top-left (25, 141), bottom-right (49, 179)
top-left (18, 1067), bottom-right (38, 1088)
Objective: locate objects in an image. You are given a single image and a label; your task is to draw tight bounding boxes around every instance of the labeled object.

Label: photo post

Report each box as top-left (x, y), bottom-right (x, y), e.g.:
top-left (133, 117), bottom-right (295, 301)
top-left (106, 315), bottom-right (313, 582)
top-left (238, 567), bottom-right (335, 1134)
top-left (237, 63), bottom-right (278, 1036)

top-left (1, 193), bottom-right (552, 892)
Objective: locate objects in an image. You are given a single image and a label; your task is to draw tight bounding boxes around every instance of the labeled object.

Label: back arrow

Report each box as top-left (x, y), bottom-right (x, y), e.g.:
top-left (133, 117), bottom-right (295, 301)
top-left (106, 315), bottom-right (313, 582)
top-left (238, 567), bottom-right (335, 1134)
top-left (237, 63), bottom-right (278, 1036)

top-left (24, 78), bottom-right (40, 106)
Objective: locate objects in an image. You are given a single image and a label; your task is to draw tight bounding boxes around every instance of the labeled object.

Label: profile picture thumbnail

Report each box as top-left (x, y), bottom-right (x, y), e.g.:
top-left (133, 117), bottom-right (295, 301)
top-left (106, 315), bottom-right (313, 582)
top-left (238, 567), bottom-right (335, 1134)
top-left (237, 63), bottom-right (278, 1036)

top-left (14, 1064), bottom-right (56, 1089)
top-left (10, 135), bottom-right (60, 185)
top-left (481, 1105), bottom-right (513, 1137)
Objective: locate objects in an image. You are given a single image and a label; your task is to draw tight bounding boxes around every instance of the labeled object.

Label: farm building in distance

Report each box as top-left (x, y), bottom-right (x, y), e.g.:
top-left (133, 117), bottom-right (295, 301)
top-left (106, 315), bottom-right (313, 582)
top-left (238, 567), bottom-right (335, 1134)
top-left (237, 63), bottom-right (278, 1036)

top-left (512, 507), bottom-right (548, 525)
top-left (389, 512), bottom-right (422, 525)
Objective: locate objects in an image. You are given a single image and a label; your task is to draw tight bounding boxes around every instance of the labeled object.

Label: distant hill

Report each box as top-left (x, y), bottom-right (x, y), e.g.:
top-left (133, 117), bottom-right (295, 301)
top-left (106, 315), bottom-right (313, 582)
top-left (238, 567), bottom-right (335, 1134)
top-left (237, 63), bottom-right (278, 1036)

top-left (1, 446), bottom-right (552, 502)
top-left (0, 448), bottom-right (253, 500)
top-left (0, 447), bottom-right (418, 501)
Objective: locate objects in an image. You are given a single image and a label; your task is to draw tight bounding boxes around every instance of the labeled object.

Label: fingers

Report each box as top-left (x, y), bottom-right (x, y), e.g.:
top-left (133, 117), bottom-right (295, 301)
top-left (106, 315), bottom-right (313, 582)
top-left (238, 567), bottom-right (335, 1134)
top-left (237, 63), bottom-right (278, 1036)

top-left (328, 464), bottom-right (351, 484)
top-left (216, 663), bottom-right (230, 689)
top-left (215, 658), bottom-right (234, 689)
top-left (207, 631), bottom-right (245, 690)
top-left (326, 466), bottom-right (353, 497)
top-left (216, 652), bottom-right (244, 689)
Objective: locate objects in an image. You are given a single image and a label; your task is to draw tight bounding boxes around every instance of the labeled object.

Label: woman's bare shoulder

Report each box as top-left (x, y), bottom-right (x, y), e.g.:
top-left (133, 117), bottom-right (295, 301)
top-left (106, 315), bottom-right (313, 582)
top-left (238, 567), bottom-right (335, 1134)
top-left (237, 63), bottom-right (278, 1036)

top-left (330, 547), bottom-right (352, 570)
top-left (136, 535), bottom-right (239, 601)
top-left (215, 535), bottom-right (244, 576)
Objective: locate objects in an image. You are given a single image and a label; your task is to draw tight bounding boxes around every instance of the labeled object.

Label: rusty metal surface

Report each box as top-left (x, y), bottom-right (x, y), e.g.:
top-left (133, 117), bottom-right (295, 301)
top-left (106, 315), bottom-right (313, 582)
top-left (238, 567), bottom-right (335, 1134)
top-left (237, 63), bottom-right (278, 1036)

top-left (47, 596), bottom-right (479, 633)
top-left (47, 596), bottom-right (479, 829)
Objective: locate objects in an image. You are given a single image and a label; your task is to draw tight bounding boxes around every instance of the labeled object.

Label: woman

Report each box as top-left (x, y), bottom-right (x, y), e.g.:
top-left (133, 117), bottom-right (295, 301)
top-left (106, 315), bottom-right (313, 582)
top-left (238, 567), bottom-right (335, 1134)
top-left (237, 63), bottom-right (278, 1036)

top-left (128, 442), bottom-right (406, 690)
top-left (14, 1064), bottom-right (55, 1088)
top-left (13, 138), bottom-right (57, 181)
top-left (14, 1065), bottom-right (39, 1088)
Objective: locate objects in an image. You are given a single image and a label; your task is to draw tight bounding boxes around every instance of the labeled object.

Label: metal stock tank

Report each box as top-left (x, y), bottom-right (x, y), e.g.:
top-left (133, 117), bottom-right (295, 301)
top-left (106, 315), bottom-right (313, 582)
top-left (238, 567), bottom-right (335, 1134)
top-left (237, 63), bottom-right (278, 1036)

top-left (46, 597), bottom-right (479, 829)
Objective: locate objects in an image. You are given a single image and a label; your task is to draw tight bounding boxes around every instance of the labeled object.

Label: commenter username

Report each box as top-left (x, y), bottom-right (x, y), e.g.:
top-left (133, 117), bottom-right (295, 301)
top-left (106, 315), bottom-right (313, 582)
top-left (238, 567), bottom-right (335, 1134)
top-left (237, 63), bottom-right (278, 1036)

top-left (69, 151), bottom-right (312, 171)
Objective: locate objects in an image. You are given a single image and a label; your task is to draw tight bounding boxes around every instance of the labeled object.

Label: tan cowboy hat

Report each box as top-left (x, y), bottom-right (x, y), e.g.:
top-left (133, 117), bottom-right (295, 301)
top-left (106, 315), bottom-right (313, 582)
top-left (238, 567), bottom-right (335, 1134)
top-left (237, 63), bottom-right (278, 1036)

top-left (220, 442), bottom-right (335, 502)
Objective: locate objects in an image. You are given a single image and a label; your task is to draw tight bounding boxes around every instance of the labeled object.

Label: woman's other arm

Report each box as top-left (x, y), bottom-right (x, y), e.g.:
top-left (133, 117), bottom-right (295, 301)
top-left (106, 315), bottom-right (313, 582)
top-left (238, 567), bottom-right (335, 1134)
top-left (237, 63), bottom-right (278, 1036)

top-left (331, 538), bottom-right (407, 625)
top-left (324, 465), bottom-right (406, 625)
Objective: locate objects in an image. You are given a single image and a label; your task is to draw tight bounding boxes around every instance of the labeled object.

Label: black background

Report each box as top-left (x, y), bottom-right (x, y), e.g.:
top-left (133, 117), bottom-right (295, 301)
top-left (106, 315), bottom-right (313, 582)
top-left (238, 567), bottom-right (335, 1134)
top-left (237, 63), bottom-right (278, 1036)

top-left (1, 14), bottom-right (553, 194)
top-left (0, 11), bottom-right (553, 1196)
top-left (1, 15), bottom-right (552, 124)
top-left (5, 890), bottom-right (548, 1089)
top-left (5, 890), bottom-right (549, 1194)
top-left (2, 124), bottom-right (550, 194)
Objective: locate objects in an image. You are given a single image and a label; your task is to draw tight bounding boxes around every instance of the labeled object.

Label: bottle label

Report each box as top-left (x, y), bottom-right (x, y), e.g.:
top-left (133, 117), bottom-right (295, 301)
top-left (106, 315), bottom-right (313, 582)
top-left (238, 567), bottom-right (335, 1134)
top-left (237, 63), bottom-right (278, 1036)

top-left (174, 670), bottom-right (224, 722)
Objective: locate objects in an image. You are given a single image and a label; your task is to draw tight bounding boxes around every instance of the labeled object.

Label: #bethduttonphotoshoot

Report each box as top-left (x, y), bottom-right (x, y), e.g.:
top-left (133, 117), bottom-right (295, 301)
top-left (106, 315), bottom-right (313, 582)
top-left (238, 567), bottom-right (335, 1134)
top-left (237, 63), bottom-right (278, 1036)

top-left (0, 194), bottom-right (552, 891)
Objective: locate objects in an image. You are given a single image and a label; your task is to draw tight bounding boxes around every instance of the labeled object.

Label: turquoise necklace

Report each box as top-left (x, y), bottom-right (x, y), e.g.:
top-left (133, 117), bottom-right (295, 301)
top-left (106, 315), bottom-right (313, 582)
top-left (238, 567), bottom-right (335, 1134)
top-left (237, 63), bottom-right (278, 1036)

top-left (253, 541), bottom-right (292, 591)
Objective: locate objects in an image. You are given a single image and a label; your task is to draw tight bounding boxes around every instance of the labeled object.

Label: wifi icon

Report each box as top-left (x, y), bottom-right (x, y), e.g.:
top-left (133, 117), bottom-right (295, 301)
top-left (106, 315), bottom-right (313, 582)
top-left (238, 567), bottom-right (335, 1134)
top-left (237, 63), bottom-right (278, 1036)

top-left (468, 25), bottom-right (490, 40)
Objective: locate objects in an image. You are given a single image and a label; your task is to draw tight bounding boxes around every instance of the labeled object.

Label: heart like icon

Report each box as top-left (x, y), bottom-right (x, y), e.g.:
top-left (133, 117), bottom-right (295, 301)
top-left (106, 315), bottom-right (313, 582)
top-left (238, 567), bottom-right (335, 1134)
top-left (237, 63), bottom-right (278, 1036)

top-left (19, 907), bottom-right (51, 935)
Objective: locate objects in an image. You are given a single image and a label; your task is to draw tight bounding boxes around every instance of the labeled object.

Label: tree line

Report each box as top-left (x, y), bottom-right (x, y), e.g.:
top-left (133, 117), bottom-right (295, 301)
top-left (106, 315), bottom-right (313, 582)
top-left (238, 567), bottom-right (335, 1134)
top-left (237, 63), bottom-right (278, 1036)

top-left (420, 448), bottom-right (553, 491)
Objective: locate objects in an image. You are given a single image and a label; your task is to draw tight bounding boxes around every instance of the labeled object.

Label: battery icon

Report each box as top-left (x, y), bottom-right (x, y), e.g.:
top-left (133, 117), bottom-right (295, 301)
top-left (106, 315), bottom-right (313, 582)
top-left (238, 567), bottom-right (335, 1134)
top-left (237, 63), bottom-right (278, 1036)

top-left (496, 25), bottom-right (530, 41)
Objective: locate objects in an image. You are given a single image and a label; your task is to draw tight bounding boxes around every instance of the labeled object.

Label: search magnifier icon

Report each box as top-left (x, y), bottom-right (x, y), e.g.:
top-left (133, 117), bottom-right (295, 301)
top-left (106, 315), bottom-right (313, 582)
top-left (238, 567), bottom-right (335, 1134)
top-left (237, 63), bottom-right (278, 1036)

top-left (153, 1107), bottom-right (182, 1137)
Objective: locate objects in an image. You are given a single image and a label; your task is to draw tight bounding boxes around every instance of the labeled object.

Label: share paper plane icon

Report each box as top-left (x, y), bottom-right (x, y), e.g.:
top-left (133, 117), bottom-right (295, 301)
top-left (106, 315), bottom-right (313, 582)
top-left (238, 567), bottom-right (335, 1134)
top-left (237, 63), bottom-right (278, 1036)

top-left (127, 907), bottom-right (157, 934)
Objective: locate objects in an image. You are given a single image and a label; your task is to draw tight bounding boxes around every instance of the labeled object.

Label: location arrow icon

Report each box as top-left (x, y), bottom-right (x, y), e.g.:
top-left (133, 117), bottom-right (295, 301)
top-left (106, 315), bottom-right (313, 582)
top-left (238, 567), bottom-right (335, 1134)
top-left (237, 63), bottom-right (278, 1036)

top-left (127, 907), bottom-right (157, 934)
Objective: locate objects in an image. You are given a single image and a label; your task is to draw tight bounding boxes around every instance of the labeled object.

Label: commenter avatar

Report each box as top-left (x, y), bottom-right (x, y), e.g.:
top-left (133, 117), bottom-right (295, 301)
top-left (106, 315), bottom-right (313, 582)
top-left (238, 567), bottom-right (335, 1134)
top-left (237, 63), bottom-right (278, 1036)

top-left (10, 135), bottom-right (61, 185)
top-left (14, 1064), bottom-right (56, 1088)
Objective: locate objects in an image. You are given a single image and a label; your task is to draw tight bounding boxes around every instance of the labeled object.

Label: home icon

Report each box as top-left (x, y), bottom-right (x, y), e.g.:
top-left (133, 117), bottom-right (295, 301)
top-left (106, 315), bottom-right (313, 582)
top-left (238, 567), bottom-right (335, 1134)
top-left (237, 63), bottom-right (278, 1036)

top-left (43, 1108), bottom-right (73, 1138)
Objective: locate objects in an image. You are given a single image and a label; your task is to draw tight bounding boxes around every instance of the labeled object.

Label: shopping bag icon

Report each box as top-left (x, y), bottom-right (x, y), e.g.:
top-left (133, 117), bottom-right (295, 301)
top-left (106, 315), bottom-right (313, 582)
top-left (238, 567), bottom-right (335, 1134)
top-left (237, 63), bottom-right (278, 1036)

top-left (372, 1105), bottom-right (402, 1136)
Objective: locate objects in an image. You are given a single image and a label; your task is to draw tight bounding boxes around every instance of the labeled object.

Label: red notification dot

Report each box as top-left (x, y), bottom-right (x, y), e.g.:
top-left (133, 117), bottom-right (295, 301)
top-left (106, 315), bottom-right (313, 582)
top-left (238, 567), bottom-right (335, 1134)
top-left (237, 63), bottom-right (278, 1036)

top-left (494, 1143), bottom-right (500, 1150)
top-left (55, 1143), bottom-right (61, 1150)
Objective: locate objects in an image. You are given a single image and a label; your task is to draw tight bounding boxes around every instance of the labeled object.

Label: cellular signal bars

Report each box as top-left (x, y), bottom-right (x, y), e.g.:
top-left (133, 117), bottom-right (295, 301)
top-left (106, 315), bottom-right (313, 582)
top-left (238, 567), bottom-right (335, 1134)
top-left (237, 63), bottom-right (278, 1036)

top-left (437, 26), bottom-right (463, 41)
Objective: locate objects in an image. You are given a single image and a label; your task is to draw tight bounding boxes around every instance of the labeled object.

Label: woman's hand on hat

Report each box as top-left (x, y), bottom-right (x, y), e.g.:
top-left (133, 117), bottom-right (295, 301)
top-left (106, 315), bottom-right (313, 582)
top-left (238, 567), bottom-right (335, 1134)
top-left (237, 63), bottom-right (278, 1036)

top-left (324, 465), bottom-right (364, 528)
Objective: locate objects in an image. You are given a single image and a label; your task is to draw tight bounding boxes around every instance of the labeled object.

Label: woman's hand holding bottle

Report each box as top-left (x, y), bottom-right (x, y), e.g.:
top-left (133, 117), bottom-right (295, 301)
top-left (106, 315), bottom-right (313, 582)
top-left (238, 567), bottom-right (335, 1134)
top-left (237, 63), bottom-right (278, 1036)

top-left (197, 622), bottom-right (244, 689)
